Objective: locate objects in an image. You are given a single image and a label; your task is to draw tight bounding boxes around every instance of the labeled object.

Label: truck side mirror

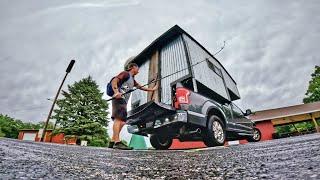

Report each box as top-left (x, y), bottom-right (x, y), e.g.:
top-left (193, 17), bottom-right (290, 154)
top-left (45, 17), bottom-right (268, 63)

top-left (245, 109), bottom-right (252, 116)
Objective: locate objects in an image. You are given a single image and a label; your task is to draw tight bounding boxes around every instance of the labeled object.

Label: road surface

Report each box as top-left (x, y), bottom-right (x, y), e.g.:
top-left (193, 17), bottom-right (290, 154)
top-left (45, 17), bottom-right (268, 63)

top-left (1, 134), bottom-right (320, 179)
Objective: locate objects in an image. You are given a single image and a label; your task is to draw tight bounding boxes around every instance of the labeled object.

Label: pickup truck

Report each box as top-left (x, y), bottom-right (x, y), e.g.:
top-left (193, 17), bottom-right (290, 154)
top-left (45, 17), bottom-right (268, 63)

top-left (127, 81), bottom-right (261, 150)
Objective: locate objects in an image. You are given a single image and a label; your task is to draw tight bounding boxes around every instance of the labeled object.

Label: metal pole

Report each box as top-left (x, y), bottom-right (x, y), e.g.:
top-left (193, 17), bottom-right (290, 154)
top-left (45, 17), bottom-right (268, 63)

top-left (41, 73), bottom-right (68, 142)
top-left (41, 60), bottom-right (75, 142)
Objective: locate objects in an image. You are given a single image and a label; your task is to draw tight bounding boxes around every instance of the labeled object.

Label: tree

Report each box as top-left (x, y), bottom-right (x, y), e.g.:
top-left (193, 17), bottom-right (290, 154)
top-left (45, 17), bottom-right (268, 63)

top-left (0, 114), bottom-right (20, 138)
top-left (303, 65), bottom-right (320, 103)
top-left (0, 114), bottom-right (32, 138)
top-left (0, 129), bottom-right (5, 137)
top-left (37, 121), bottom-right (55, 130)
top-left (52, 76), bottom-right (109, 146)
top-left (0, 114), bottom-right (44, 138)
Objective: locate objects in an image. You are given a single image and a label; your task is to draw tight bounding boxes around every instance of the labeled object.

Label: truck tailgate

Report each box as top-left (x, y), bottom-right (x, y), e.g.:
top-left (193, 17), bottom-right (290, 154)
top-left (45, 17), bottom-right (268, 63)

top-left (127, 101), bottom-right (176, 125)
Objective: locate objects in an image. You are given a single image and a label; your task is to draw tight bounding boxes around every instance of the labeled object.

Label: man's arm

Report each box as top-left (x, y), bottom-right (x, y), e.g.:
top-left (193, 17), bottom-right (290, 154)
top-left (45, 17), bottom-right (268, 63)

top-left (111, 78), bottom-right (122, 98)
top-left (135, 81), bottom-right (158, 92)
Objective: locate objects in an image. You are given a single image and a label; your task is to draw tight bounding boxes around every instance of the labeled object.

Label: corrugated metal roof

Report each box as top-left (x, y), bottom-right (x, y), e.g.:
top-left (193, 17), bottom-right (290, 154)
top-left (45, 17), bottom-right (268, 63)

top-left (130, 25), bottom-right (237, 85)
top-left (249, 101), bottom-right (320, 122)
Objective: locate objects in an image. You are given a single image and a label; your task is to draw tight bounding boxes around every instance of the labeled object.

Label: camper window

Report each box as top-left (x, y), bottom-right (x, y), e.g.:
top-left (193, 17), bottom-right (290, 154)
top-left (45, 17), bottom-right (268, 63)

top-left (206, 59), bottom-right (222, 77)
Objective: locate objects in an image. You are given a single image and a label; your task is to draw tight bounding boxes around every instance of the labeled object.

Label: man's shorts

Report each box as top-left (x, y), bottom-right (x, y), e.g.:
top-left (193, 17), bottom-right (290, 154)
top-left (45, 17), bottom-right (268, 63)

top-left (111, 98), bottom-right (127, 122)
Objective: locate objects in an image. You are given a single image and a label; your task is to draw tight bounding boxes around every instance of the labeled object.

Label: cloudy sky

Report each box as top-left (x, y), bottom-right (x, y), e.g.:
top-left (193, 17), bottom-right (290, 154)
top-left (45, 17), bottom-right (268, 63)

top-left (1, 0), bottom-right (319, 126)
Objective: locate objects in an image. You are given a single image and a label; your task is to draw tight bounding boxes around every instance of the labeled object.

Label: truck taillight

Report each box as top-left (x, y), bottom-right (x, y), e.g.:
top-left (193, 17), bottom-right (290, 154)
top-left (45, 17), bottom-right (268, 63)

top-left (174, 87), bottom-right (191, 109)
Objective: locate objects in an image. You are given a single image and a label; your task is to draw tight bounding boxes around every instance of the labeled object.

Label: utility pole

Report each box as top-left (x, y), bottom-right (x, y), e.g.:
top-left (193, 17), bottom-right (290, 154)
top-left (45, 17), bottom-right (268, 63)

top-left (41, 60), bottom-right (75, 142)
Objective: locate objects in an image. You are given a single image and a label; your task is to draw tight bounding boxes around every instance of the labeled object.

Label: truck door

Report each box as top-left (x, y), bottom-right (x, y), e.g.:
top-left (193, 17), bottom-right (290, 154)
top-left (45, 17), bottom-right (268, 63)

top-left (231, 103), bottom-right (252, 133)
top-left (222, 103), bottom-right (237, 130)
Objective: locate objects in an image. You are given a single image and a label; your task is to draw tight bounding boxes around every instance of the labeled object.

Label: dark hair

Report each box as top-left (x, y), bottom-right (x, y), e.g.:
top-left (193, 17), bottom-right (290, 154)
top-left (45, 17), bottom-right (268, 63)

top-left (125, 63), bottom-right (138, 71)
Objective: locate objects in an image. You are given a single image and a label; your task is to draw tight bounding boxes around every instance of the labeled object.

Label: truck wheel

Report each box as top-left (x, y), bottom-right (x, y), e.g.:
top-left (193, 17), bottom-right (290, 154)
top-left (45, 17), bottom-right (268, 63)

top-left (150, 134), bottom-right (172, 150)
top-left (247, 128), bottom-right (261, 142)
top-left (203, 115), bottom-right (226, 147)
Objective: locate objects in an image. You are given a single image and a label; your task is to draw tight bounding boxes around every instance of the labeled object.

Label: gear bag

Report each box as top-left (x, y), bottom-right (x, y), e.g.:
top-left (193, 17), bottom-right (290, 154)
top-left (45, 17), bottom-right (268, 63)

top-left (106, 75), bottom-right (130, 97)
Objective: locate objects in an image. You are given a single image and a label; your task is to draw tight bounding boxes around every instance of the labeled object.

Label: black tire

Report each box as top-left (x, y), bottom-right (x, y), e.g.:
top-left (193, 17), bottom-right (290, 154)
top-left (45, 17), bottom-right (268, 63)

top-left (203, 115), bottom-right (226, 147)
top-left (247, 128), bottom-right (261, 142)
top-left (150, 134), bottom-right (173, 150)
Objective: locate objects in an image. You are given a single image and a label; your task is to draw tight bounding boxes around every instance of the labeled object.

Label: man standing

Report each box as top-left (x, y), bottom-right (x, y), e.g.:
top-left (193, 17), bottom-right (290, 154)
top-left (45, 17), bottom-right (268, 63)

top-left (109, 62), bottom-right (157, 150)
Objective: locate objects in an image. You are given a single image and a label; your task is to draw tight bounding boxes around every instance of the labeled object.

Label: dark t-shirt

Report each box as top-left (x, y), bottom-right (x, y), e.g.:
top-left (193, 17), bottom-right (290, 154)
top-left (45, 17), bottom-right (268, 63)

top-left (115, 71), bottom-right (138, 87)
top-left (114, 71), bottom-right (139, 102)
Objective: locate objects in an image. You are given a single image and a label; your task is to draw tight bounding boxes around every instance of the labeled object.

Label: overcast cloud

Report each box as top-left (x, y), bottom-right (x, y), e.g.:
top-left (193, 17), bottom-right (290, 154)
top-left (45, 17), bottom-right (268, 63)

top-left (1, 0), bottom-right (319, 125)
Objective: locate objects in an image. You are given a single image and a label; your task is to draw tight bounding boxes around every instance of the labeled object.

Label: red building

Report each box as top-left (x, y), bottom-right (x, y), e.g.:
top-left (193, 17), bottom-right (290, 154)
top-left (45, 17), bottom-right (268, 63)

top-left (249, 101), bottom-right (320, 139)
top-left (18, 129), bottom-right (65, 144)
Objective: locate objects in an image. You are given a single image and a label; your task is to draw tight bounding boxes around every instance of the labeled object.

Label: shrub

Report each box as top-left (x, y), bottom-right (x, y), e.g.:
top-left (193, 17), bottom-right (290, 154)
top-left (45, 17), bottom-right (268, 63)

top-left (0, 129), bottom-right (5, 137)
top-left (89, 138), bottom-right (106, 147)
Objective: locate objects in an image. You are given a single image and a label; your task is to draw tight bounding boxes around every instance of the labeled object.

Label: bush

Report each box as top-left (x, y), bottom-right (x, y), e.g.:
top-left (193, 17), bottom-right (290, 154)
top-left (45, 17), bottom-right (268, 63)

top-left (0, 129), bottom-right (5, 137)
top-left (78, 135), bottom-right (110, 147)
top-left (89, 138), bottom-right (106, 147)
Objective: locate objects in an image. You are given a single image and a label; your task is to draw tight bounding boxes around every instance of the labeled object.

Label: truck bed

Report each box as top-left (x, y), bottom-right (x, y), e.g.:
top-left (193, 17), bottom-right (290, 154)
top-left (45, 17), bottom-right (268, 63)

top-left (127, 101), bottom-right (176, 125)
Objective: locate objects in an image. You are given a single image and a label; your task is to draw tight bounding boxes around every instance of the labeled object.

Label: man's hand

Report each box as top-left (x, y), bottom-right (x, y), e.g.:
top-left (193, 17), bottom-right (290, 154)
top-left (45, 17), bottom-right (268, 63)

top-left (151, 84), bottom-right (159, 91)
top-left (136, 82), bottom-right (158, 92)
top-left (113, 92), bottom-right (123, 99)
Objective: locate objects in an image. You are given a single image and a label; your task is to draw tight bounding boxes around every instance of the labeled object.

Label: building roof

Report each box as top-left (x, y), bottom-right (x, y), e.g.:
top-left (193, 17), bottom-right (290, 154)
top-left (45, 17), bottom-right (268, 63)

top-left (249, 101), bottom-right (320, 122)
top-left (130, 24), bottom-right (237, 85)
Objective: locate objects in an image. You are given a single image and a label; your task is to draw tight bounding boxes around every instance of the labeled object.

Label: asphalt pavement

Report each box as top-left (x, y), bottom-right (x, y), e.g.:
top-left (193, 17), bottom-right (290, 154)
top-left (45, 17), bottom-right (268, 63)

top-left (1, 134), bottom-right (320, 179)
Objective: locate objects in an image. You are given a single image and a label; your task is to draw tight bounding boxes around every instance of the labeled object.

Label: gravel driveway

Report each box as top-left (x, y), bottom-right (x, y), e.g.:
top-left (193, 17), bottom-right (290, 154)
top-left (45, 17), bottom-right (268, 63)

top-left (1, 134), bottom-right (320, 179)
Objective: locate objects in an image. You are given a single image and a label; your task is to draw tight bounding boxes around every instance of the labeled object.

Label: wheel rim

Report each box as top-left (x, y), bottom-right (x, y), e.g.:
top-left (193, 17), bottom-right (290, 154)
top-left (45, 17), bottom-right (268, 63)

top-left (157, 136), bottom-right (169, 146)
top-left (253, 129), bottom-right (260, 140)
top-left (212, 120), bottom-right (224, 143)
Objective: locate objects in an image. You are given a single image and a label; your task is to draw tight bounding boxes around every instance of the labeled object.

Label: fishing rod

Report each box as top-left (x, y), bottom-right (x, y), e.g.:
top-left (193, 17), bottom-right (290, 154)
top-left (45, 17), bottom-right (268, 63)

top-left (106, 41), bottom-right (226, 102)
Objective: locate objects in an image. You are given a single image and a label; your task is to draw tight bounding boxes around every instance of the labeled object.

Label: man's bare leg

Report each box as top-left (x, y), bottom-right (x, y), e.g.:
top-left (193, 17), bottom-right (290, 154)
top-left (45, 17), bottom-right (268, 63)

top-left (112, 119), bottom-right (132, 150)
top-left (112, 118), bottom-right (125, 142)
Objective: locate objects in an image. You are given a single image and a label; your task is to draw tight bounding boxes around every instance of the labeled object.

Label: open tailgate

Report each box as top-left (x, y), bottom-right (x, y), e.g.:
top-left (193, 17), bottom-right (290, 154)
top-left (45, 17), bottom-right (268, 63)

top-left (127, 101), bottom-right (176, 125)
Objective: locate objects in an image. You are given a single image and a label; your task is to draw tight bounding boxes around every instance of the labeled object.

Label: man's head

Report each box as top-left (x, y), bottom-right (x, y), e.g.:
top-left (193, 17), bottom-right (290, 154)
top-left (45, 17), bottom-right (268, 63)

top-left (126, 63), bottom-right (139, 75)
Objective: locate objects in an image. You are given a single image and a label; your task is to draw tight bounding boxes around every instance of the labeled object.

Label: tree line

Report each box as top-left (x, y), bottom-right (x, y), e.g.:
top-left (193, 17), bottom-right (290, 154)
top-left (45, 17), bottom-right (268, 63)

top-left (1, 76), bottom-right (110, 147)
top-left (0, 115), bottom-right (54, 138)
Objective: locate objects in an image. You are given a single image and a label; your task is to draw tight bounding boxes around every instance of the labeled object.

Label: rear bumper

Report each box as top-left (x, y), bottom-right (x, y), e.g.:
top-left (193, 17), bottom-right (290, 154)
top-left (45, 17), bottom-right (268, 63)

top-left (127, 110), bottom-right (188, 134)
top-left (127, 110), bottom-right (207, 135)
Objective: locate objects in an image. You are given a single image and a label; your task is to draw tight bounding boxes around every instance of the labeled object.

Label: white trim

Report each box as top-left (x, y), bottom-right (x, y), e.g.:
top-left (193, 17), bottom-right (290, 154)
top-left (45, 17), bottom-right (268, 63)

top-left (23, 133), bottom-right (36, 141)
top-left (188, 111), bottom-right (206, 118)
top-left (228, 140), bottom-right (240, 145)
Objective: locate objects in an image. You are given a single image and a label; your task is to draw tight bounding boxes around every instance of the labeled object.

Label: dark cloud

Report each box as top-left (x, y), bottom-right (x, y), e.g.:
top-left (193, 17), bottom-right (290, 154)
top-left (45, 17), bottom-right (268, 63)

top-left (0, 0), bottom-right (319, 123)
